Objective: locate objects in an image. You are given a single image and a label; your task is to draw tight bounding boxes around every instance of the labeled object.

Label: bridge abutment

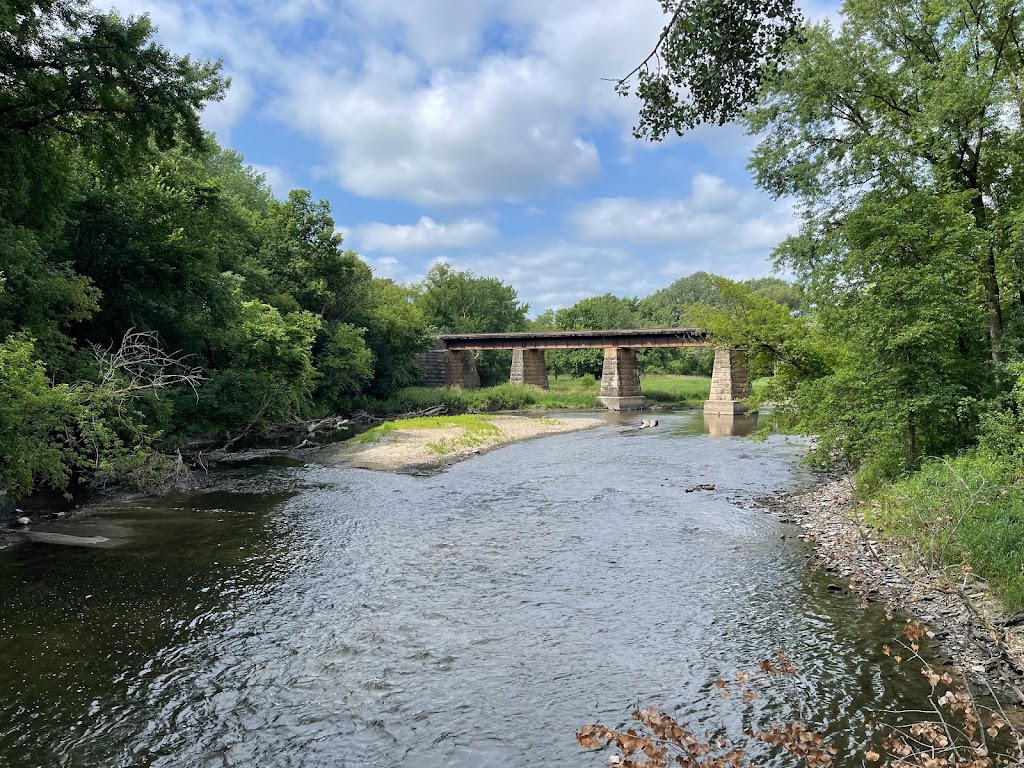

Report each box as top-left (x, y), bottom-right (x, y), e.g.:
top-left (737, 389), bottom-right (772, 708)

top-left (510, 349), bottom-right (548, 389)
top-left (704, 348), bottom-right (754, 415)
top-left (598, 348), bottom-right (647, 411)
top-left (445, 350), bottom-right (480, 390)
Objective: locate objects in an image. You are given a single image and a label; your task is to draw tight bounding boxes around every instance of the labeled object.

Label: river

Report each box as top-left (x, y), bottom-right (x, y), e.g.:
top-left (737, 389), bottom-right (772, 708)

top-left (0, 411), bottom-right (940, 767)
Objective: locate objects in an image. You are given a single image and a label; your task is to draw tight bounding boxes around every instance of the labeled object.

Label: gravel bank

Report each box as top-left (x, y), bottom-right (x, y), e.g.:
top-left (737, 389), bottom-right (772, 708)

top-left (759, 476), bottom-right (1024, 705)
top-left (327, 415), bottom-right (606, 472)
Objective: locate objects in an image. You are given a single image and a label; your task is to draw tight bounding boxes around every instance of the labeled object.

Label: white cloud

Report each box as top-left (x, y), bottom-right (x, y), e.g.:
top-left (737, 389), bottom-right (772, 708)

top-left (570, 173), bottom-right (797, 251)
top-left (249, 163), bottom-right (297, 198)
top-left (276, 55), bottom-right (602, 205)
top-left (258, 0), bottom-right (668, 204)
top-left (352, 216), bottom-right (498, 252)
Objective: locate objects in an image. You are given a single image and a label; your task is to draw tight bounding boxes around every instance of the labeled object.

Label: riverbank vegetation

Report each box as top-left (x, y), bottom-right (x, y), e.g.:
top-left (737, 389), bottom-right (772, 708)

top-left (346, 374), bottom-right (715, 417)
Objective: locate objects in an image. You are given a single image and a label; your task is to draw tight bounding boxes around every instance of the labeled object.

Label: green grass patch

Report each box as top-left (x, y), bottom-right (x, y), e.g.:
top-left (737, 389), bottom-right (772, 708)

top-left (640, 374), bottom-right (711, 405)
top-left (865, 451), bottom-right (1024, 613)
top-left (354, 414), bottom-right (500, 444)
top-left (351, 374), bottom-right (716, 416)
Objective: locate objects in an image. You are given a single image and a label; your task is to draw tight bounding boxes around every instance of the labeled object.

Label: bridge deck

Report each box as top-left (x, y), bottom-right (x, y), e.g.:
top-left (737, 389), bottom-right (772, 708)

top-left (440, 328), bottom-right (707, 350)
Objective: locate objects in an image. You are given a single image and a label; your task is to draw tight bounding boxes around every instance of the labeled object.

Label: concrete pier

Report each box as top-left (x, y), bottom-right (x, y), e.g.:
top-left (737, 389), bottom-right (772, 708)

top-left (598, 347), bottom-right (647, 411)
top-left (704, 349), bottom-right (754, 415)
top-left (510, 349), bottom-right (548, 389)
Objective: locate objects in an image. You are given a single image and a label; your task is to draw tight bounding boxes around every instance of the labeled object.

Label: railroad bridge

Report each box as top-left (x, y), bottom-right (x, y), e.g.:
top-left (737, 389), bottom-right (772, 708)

top-left (416, 328), bottom-right (752, 414)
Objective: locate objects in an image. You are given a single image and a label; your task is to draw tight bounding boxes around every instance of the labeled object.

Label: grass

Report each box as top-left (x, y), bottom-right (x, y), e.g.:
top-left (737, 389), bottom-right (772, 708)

top-left (639, 374), bottom-right (711, 405)
top-left (351, 373), bottom-right (715, 416)
top-left (863, 451), bottom-right (1024, 614)
top-left (354, 414), bottom-right (500, 444)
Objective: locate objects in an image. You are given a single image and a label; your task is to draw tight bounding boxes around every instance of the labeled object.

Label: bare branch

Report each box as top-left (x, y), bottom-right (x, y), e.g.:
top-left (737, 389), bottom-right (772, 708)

top-left (91, 328), bottom-right (205, 400)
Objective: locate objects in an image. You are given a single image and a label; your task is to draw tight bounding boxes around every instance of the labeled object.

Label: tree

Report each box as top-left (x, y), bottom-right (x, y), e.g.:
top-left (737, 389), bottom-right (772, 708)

top-left (0, 1), bottom-right (226, 361)
top-left (65, 147), bottom-right (247, 364)
top-left (415, 263), bottom-right (529, 334)
top-left (0, 1), bottom-right (224, 208)
top-left (0, 332), bottom-right (201, 502)
top-left (732, 0), bottom-right (1024, 475)
top-left (192, 300), bottom-right (321, 437)
top-left (615, 0), bottom-right (803, 139)
top-left (549, 294), bottom-right (643, 378)
top-left (747, 0), bottom-right (1024, 377)
top-left (415, 264), bottom-right (529, 386)
top-left (360, 279), bottom-right (432, 397)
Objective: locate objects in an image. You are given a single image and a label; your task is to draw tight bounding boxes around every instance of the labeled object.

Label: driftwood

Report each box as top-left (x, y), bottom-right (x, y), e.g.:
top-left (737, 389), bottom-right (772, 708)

top-left (289, 416), bottom-right (351, 434)
top-left (215, 405), bottom-right (448, 453)
top-left (351, 404), bottom-right (447, 426)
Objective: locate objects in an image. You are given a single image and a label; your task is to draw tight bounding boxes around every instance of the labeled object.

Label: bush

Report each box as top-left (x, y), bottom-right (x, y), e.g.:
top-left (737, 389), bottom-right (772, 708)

top-left (0, 335), bottom-right (151, 501)
top-left (869, 451), bottom-right (1024, 613)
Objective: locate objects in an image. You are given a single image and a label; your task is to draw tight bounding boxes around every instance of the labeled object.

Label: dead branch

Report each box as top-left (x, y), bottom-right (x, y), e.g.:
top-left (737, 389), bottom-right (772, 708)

top-left (92, 328), bottom-right (205, 400)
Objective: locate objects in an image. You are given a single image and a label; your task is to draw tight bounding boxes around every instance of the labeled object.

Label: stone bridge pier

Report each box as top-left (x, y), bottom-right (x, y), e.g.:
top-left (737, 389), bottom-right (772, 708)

top-left (704, 349), bottom-right (754, 415)
top-left (598, 348), bottom-right (647, 411)
top-left (510, 349), bottom-right (548, 389)
top-left (414, 344), bottom-right (480, 390)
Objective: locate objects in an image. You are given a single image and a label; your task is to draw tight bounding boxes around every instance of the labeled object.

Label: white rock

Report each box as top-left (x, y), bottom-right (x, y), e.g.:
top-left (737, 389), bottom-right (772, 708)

top-left (16, 516), bottom-right (31, 526)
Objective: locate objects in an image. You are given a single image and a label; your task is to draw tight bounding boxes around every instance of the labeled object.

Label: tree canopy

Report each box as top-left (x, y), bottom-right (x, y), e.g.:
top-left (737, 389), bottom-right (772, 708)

top-left (617, 0), bottom-right (803, 139)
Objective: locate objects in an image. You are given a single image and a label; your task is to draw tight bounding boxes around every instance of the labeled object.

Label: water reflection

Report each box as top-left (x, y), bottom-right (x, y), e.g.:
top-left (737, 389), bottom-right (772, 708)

top-left (704, 412), bottom-right (761, 436)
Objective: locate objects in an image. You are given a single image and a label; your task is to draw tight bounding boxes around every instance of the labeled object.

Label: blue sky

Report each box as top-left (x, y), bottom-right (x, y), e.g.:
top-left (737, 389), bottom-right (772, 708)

top-left (109, 0), bottom-right (839, 314)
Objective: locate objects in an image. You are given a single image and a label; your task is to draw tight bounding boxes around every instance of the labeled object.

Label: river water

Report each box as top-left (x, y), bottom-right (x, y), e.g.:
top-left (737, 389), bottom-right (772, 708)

top-left (0, 411), bottom-right (940, 767)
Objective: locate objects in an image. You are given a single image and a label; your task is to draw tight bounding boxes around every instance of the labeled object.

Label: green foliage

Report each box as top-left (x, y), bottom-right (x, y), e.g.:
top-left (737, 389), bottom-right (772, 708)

top-left (315, 323), bottom-right (374, 407)
top-left (415, 262), bottom-right (529, 335)
top-left (0, 336), bottom-right (150, 501)
top-left (747, 0), bottom-right (1023, 374)
top-left (66, 148), bottom-right (246, 359)
top-left (870, 452), bottom-right (1024, 614)
top-left (414, 263), bottom-right (529, 387)
top-left (192, 300), bottom-right (321, 436)
top-left (361, 279), bottom-right (433, 397)
top-left (548, 294), bottom-right (643, 378)
top-left (618, 0), bottom-right (803, 139)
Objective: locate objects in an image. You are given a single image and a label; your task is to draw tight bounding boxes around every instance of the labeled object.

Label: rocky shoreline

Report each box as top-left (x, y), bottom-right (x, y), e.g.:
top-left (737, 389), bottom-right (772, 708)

top-left (758, 475), bottom-right (1024, 707)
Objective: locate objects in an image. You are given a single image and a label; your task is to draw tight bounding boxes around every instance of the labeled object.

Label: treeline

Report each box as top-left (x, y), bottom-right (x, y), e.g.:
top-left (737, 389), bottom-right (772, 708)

top-left (528, 274), bottom-right (799, 380)
top-left (667, 0), bottom-right (1024, 609)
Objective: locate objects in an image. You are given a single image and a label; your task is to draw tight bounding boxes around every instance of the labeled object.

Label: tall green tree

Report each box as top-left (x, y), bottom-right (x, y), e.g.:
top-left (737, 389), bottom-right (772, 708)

top-left (0, 1), bottom-right (225, 362)
top-left (548, 294), bottom-right (642, 378)
top-left (414, 262), bottom-right (529, 335)
top-left (748, 0), bottom-right (1024, 376)
top-left (733, 0), bottom-right (1024, 476)
top-left (414, 263), bottom-right (529, 386)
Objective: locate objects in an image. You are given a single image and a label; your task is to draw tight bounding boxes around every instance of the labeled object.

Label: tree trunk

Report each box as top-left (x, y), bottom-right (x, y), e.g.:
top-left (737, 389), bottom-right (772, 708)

top-left (907, 413), bottom-right (918, 470)
top-left (968, 190), bottom-right (1004, 381)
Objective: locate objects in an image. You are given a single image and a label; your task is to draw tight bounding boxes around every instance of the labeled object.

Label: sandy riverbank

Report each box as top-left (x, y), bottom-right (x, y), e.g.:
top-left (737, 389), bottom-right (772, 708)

top-left (759, 477), bottom-right (1024, 705)
top-left (325, 414), bottom-right (606, 472)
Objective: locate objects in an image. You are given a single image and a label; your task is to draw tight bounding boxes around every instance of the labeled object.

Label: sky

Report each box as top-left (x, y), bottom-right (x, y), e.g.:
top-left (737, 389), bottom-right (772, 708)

top-left (107, 0), bottom-right (840, 315)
